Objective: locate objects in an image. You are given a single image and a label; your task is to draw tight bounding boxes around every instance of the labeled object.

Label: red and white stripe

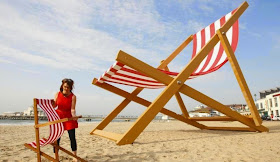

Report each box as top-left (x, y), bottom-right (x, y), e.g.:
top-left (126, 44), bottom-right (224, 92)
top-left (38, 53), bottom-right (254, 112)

top-left (96, 62), bottom-right (198, 89)
top-left (191, 9), bottom-right (238, 75)
top-left (28, 99), bottom-right (64, 148)
top-left (96, 9), bottom-right (239, 89)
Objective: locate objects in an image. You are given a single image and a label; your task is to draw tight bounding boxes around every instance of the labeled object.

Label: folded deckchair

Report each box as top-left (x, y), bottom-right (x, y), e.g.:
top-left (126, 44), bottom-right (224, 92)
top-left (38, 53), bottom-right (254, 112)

top-left (24, 98), bottom-right (86, 162)
top-left (90, 1), bottom-right (268, 145)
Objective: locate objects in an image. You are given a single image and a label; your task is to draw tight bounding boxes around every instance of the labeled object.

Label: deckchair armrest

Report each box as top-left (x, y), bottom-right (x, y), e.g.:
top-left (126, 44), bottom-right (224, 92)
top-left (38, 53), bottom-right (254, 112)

top-left (69, 115), bottom-right (82, 121)
top-left (34, 116), bottom-right (82, 128)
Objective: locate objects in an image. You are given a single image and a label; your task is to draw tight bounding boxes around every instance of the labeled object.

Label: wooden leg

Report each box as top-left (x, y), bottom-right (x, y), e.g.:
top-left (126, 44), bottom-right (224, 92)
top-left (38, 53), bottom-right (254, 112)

top-left (54, 141), bottom-right (59, 160)
top-left (175, 92), bottom-right (190, 118)
top-left (33, 99), bottom-right (41, 162)
top-left (217, 29), bottom-right (262, 126)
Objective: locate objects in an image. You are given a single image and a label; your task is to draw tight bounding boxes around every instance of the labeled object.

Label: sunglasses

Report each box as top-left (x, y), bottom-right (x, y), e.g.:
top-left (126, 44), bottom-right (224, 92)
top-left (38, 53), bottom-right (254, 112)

top-left (62, 78), bottom-right (73, 83)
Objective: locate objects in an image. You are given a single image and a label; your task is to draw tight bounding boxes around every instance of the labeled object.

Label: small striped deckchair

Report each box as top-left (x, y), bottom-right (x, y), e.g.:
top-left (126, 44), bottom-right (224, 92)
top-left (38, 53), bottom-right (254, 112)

top-left (24, 99), bottom-right (85, 162)
top-left (90, 1), bottom-right (268, 146)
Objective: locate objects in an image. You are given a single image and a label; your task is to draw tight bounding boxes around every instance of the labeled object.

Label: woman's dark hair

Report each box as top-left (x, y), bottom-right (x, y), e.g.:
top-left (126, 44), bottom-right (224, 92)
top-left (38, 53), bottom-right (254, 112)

top-left (60, 78), bottom-right (74, 92)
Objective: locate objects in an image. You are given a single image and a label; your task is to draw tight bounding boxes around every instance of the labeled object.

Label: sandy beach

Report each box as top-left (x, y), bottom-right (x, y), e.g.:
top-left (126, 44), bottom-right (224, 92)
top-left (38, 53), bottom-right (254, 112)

top-left (1, 120), bottom-right (280, 161)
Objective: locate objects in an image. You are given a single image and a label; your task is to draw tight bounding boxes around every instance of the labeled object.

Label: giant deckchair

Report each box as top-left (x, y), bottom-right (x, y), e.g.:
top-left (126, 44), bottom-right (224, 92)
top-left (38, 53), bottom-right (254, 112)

top-left (24, 98), bottom-right (86, 162)
top-left (90, 1), bottom-right (268, 145)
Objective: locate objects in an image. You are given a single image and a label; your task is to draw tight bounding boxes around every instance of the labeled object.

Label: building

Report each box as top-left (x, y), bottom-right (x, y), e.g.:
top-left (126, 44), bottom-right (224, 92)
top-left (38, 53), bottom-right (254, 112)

top-left (190, 104), bottom-right (247, 117)
top-left (189, 107), bottom-right (211, 117)
top-left (23, 106), bottom-right (46, 116)
top-left (243, 87), bottom-right (280, 118)
top-left (2, 112), bottom-right (23, 116)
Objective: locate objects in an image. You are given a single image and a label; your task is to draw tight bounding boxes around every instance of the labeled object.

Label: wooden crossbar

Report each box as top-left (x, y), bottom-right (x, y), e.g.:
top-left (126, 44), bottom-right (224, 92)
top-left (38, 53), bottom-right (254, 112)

top-left (92, 129), bottom-right (122, 142)
top-left (35, 116), bottom-right (82, 128)
top-left (189, 116), bottom-right (253, 121)
top-left (206, 127), bottom-right (256, 132)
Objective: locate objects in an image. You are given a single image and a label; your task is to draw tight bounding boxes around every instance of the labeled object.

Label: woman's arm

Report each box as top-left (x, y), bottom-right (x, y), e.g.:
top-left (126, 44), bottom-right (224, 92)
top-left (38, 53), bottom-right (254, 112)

top-left (71, 95), bottom-right (77, 118)
top-left (52, 92), bottom-right (59, 108)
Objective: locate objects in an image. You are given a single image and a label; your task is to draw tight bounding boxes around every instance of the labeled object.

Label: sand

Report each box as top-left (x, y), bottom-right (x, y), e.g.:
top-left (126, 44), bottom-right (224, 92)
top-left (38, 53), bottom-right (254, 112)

top-left (1, 120), bottom-right (280, 161)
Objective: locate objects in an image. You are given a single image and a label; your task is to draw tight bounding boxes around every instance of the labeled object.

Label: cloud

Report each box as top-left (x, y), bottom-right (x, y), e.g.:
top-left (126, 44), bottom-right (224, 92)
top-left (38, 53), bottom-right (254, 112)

top-left (0, 0), bottom-right (248, 74)
top-left (0, 58), bottom-right (16, 64)
top-left (0, 1), bottom-right (167, 73)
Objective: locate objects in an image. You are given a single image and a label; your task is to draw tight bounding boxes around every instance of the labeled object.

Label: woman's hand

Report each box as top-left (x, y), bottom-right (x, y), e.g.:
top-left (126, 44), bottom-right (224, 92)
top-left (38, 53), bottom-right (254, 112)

top-left (51, 100), bottom-right (57, 108)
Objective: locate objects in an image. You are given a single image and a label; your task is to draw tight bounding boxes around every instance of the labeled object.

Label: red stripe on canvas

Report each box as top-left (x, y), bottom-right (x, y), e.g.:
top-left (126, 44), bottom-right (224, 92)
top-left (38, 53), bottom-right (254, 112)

top-left (199, 23), bottom-right (216, 73)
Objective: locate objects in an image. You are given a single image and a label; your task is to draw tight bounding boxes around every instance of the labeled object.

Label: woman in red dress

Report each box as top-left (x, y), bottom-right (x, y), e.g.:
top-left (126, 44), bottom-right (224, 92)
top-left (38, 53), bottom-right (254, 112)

top-left (53, 78), bottom-right (78, 159)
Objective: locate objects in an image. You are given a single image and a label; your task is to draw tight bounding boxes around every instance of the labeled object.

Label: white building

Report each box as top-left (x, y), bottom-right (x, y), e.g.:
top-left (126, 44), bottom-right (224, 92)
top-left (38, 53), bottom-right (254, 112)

top-left (23, 106), bottom-right (46, 116)
top-left (2, 112), bottom-right (23, 116)
top-left (245, 87), bottom-right (280, 118)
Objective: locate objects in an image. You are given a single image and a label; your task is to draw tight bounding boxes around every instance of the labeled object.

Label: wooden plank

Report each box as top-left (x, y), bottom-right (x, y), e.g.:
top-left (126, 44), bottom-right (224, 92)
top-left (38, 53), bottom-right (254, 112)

top-left (24, 143), bottom-right (58, 162)
top-left (92, 129), bottom-right (122, 142)
top-left (189, 116), bottom-right (253, 121)
top-left (35, 116), bottom-right (82, 128)
top-left (220, 2), bottom-right (249, 34)
top-left (93, 79), bottom-right (205, 129)
top-left (206, 126), bottom-right (256, 132)
top-left (217, 29), bottom-right (262, 126)
top-left (33, 98), bottom-right (41, 162)
top-left (175, 92), bottom-right (190, 118)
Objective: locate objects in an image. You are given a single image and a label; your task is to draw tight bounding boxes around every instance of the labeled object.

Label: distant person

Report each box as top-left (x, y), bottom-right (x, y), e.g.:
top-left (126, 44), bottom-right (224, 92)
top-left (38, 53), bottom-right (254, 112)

top-left (52, 78), bottom-right (79, 161)
top-left (271, 114), bottom-right (273, 121)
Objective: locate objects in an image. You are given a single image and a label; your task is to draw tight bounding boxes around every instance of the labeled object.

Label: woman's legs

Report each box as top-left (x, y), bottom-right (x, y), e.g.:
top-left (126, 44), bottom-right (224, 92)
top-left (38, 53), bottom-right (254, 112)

top-left (67, 129), bottom-right (77, 154)
top-left (53, 129), bottom-right (77, 160)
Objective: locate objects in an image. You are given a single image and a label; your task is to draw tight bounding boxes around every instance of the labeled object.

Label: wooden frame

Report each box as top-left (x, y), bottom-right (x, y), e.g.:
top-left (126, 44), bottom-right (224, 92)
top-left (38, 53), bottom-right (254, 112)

top-left (24, 98), bottom-right (86, 162)
top-left (90, 1), bottom-right (268, 145)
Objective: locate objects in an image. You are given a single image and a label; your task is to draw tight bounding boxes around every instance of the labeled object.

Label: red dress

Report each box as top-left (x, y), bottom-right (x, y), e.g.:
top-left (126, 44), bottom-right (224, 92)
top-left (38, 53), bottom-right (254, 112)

top-left (55, 92), bottom-right (78, 130)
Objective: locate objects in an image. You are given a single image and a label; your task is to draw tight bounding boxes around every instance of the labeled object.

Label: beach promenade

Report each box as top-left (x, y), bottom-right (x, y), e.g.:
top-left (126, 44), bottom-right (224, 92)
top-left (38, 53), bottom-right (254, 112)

top-left (1, 120), bottom-right (280, 161)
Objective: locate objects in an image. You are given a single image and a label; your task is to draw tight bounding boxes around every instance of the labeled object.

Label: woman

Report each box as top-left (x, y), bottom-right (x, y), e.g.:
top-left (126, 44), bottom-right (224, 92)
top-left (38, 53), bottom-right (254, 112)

top-left (52, 78), bottom-right (78, 159)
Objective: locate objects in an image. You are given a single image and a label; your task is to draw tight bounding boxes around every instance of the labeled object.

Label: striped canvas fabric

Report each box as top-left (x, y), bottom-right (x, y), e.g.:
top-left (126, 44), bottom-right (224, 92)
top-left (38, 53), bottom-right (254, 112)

top-left (28, 99), bottom-right (64, 148)
top-left (191, 9), bottom-right (238, 75)
top-left (96, 9), bottom-right (238, 89)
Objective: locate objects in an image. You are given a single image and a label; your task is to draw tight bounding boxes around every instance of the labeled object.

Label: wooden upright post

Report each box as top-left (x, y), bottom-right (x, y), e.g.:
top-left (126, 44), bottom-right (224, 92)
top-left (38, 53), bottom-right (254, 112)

top-left (33, 98), bottom-right (41, 162)
top-left (216, 29), bottom-right (262, 126)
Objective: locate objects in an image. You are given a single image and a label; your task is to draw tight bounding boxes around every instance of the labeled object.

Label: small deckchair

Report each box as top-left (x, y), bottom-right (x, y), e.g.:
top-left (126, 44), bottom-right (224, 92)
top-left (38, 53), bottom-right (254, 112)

top-left (24, 98), bottom-right (86, 162)
top-left (90, 1), bottom-right (268, 145)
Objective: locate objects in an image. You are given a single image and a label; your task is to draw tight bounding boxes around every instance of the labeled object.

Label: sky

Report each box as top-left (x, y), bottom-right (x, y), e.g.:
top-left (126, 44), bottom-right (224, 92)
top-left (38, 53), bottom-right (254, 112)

top-left (0, 0), bottom-right (279, 116)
